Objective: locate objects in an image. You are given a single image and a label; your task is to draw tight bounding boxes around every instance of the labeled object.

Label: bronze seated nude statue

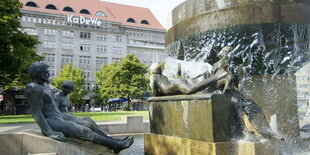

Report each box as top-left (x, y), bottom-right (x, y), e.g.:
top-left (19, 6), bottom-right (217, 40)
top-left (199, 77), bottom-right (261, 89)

top-left (25, 62), bottom-right (134, 154)
top-left (150, 47), bottom-right (284, 141)
top-left (54, 80), bottom-right (129, 142)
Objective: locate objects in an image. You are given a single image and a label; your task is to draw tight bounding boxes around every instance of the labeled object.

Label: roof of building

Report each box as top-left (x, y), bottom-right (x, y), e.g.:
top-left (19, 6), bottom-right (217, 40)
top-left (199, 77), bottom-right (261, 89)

top-left (20, 0), bottom-right (165, 30)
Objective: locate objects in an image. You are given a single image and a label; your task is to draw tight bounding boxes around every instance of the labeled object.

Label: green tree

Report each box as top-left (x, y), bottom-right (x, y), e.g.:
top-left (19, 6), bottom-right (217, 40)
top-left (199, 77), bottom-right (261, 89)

top-left (96, 63), bottom-right (119, 101)
top-left (0, 0), bottom-right (41, 89)
top-left (52, 63), bottom-right (87, 105)
top-left (96, 54), bottom-right (148, 109)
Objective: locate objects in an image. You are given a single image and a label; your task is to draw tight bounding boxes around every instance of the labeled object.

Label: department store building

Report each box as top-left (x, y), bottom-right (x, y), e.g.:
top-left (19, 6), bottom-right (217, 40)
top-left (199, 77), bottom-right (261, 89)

top-left (20, 0), bottom-right (167, 90)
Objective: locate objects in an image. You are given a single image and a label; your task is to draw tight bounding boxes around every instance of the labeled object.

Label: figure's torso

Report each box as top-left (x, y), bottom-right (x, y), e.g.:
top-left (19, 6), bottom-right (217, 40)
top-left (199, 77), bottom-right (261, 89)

top-left (41, 84), bottom-right (62, 118)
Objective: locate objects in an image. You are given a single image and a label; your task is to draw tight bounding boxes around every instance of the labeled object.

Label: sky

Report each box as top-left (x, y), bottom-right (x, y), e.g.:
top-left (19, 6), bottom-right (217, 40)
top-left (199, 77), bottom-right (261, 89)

top-left (101, 0), bottom-right (186, 29)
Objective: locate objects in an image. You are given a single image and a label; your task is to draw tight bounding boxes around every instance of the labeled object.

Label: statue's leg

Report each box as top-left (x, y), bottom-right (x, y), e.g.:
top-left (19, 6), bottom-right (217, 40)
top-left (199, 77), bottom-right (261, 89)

top-left (241, 99), bottom-right (283, 140)
top-left (82, 116), bottom-right (129, 141)
top-left (48, 119), bottom-right (134, 153)
top-left (227, 90), bottom-right (283, 141)
top-left (62, 114), bottom-right (128, 141)
top-left (230, 101), bottom-right (245, 139)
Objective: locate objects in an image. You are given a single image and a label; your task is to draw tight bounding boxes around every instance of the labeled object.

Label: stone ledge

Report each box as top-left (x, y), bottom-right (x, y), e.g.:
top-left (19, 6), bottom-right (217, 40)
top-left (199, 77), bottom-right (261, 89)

top-left (144, 133), bottom-right (281, 155)
top-left (98, 116), bottom-right (150, 134)
top-left (148, 93), bottom-right (213, 102)
top-left (0, 131), bottom-right (115, 155)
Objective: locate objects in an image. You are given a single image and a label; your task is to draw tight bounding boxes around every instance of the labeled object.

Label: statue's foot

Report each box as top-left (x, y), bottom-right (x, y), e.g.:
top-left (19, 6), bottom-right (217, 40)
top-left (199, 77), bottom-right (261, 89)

top-left (112, 137), bottom-right (134, 154)
top-left (116, 136), bottom-right (129, 141)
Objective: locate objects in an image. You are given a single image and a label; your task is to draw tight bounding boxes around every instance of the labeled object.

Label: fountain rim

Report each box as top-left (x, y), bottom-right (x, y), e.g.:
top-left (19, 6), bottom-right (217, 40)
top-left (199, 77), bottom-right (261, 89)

top-left (166, 1), bottom-right (310, 46)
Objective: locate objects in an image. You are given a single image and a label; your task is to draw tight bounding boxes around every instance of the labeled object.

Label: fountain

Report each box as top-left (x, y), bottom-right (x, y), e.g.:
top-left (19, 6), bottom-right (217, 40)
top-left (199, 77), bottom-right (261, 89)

top-left (145, 0), bottom-right (310, 154)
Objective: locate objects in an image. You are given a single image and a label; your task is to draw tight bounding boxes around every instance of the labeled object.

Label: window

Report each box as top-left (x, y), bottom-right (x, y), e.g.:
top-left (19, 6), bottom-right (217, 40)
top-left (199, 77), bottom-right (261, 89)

top-left (43, 29), bottom-right (57, 35)
top-left (45, 4), bottom-right (57, 10)
top-left (38, 17), bottom-right (42, 23)
top-left (111, 35), bottom-right (122, 42)
top-left (127, 18), bottom-right (136, 23)
top-left (96, 57), bottom-right (108, 70)
top-left (62, 30), bottom-right (74, 37)
top-left (96, 34), bottom-right (107, 41)
top-left (83, 83), bottom-right (91, 90)
top-left (32, 17), bottom-right (36, 23)
top-left (43, 54), bottom-right (56, 76)
top-left (80, 9), bottom-right (90, 14)
top-left (141, 20), bottom-right (149, 25)
top-left (43, 41), bottom-right (56, 48)
top-left (63, 7), bottom-right (74, 12)
top-left (116, 36), bottom-right (122, 42)
top-left (112, 47), bottom-right (122, 53)
top-left (27, 16), bottom-right (31, 22)
top-left (25, 1), bottom-right (38, 7)
top-left (80, 32), bottom-right (91, 39)
top-left (22, 16), bottom-right (26, 22)
top-left (79, 56), bottom-right (91, 64)
top-left (47, 18), bottom-right (51, 24)
top-left (61, 55), bottom-right (73, 63)
top-left (23, 28), bottom-right (36, 35)
top-left (97, 45), bottom-right (107, 52)
top-left (112, 58), bottom-right (120, 63)
top-left (95, 11), bottom-right (106, 17)
top-left (80, 44), bottom-right (91, 51)
top-left (62, 43), bottom-right (74, 50)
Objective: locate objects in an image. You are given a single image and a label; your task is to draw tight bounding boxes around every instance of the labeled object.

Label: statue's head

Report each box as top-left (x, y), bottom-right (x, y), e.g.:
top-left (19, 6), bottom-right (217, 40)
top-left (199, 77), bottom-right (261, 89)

top-left (218, 46), bottom-right (233, 59)
top-left (62, 80), bottom-right (74, 95)
top-left (150, 63), bottom-right (162, 74)
top-left (28, 62), bottom-right (50, 82)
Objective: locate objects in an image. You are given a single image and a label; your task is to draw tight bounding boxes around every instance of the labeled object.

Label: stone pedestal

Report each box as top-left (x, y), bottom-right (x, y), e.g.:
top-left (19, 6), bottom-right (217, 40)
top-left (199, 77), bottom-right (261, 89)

top-left (145, 94), bottom-right (282, 155)
top-left (148, 94), bottom-right (232, 142)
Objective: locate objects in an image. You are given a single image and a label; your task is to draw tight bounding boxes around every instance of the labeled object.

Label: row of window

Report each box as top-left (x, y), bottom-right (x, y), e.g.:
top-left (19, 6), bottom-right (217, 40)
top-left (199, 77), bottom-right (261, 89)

top-left (44, 54), bottom-right (111, 65)
top-left (126, 30), bottom-right (164, 39)
top-left (25, 1), bottom-right (151, 26)
top-left (128, 39), bottom-right (164, 47)
top-left (80, 32), bottom-right (122, 42)
top-left (297, 76), bottom-right (310, 81)
top-left (22, 15), bottom-right (110, 31)
top-left (127, 18), bottom-right (149, 25)
top-left (297, 84), bottom-right (310, 88)
top-left (42, 28), bottom-right (122, 42)
top-left (22, 15), bottom-right (66, 26)
top-left (42, 41), bottom-right (121, 53)
top-left (25, 1), bottom-right (106, 17)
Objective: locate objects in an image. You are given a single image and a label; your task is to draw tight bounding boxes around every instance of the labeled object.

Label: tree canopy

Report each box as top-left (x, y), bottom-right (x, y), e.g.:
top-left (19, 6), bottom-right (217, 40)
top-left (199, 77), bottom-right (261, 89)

top-left (52, 63), bottom-right (87, 105)
top-left (0, 0), bottom-right (41, 89)
top-left (96, 54), bottom-right (148, 102)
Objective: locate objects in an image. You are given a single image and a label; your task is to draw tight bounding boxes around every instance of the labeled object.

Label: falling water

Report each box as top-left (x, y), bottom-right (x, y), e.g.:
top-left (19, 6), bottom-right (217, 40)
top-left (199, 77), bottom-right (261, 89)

top-left (166, 23), bottom-right (310, 76)
top-left (165, 22), bottom-right (310, 154)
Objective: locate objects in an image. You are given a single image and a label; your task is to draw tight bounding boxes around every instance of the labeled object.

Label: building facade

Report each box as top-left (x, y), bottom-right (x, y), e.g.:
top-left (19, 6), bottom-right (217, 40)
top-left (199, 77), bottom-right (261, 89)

top-left (296, 62), bottom-right (310, 109)
top-left (20, 0), bottom-right (167, 90)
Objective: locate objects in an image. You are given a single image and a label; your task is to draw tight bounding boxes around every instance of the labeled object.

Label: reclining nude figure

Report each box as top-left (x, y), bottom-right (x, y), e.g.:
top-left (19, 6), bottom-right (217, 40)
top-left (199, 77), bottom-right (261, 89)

top-left (150, 47), bottom-right (283, 141)
top-left (25, 62), bottom-right (133, 154)
top-left (150, 63), bottom-right (228, 96)
top-left (54, 81), bottom-right (129, 142)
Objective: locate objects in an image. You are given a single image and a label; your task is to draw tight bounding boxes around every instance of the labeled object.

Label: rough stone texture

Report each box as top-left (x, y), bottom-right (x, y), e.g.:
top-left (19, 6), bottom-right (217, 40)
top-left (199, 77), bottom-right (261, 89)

top-left (144, 133), bottom-right (281, 155)
top-left (166, 1), bottom-right (310, 45)
top-left (0, 132), bottom-right (114, 155)
top-left (148, 94), bottom-right (232, 142)
top-left (0, 133), bottom-right (22, 155)
top-left (241, 74), bottom-right (300, 137)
